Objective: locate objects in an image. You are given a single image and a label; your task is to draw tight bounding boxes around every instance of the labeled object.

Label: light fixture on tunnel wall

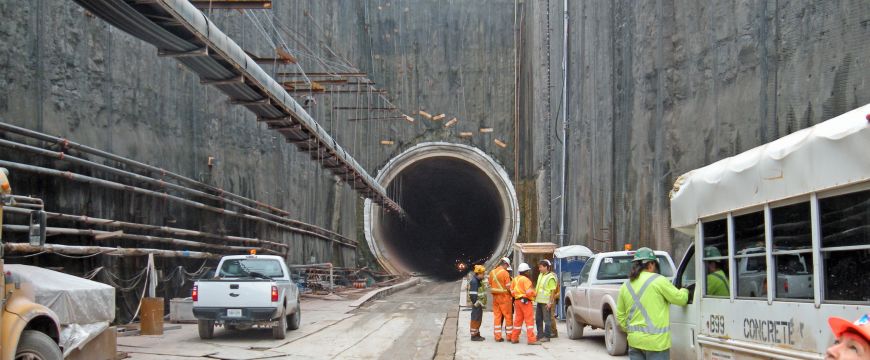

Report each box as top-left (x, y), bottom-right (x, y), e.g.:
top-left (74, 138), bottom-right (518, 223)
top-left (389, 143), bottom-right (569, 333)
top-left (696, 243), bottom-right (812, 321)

top-left (458, 132), bottom-right (473, 138)
top-left (479, 127), bottom-right (493, 133)
top-left (380, 140), bottom-right (394, 145)
top-left (444, 117), bottom-right (458, 128)
top-left (494, 139), bottom-right (508, 148)
top-left (432, 114), bottom-right (446, 121)
top-left (418, 110), bottom-right (433, 119)
top-left (403, 114), bottom-right (415, 123)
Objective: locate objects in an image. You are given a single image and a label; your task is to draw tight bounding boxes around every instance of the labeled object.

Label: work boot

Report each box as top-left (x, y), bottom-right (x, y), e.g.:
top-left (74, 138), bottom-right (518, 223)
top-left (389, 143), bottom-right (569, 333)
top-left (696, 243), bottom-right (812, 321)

top-left (495, 338), bottom-right (504, 343)
top-left (528, 341), bottom-right (542, 345)
top-left (511, 339), bottom-right (519, 344)
top-left (539, 337), bottom-right (550, 342)
top-left (471, 335), bottom-right (485, 341)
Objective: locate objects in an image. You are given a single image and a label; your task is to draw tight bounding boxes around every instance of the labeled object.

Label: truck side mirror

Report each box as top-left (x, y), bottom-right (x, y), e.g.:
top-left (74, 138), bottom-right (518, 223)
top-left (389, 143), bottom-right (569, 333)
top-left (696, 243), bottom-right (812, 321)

top-left (29, 210), bottom-right (47, 246)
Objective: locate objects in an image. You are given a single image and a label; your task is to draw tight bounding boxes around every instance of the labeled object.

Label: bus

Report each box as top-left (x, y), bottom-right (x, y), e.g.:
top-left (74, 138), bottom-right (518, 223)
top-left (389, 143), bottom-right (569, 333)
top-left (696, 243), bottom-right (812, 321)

top-left (668, 103), bottom-right (870, 359)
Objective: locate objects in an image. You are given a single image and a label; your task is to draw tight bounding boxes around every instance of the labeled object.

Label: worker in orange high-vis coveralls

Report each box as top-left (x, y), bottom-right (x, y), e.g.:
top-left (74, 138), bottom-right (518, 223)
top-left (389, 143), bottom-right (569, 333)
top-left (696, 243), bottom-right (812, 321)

top-left (510, 263), bottom-right (541, 345)
top-left (488, 257), bottom-right (514, 342)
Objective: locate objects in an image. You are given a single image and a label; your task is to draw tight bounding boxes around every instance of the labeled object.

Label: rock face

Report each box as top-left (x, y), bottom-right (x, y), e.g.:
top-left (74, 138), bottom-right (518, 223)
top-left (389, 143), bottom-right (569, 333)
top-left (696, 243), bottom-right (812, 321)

top-left (520, 0), bottom-right (870, 257)
top-left (0, 0), bottom-right (868, 270)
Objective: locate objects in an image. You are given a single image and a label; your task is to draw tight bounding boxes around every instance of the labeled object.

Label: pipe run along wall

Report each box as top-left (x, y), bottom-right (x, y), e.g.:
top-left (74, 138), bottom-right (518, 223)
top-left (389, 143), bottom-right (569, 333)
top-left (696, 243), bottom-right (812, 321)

top-left (365, 143), bottom-right (519, 280)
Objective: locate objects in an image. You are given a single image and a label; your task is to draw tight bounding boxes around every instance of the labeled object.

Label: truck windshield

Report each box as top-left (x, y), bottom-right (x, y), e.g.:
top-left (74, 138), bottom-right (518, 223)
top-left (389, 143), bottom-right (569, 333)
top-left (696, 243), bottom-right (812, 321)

top-left (219, 259), bottom-right (284, 279)
top-left (597, 255), bottom-right (674, 280)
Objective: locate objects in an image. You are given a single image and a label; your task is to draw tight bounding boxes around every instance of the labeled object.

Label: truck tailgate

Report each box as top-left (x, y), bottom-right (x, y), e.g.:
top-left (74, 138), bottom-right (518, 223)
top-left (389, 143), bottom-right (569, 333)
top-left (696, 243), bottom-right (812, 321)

top-left (195, 279), bottom-right (276, 308)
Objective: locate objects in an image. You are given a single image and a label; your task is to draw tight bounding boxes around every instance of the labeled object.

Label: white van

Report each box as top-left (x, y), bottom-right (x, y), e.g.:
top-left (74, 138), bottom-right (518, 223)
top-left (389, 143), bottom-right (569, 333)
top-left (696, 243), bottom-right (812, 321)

top-left (668, 104), bottom-right (870, 359)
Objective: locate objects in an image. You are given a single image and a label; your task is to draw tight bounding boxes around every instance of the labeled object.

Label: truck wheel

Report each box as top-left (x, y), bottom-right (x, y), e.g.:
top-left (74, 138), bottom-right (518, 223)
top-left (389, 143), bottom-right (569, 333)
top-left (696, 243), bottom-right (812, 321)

top-left (604, 314), bottom-right (627, 356)
top-left (273, 311), bottom-right (287, 339)
top-left (287, 300), bottom-right (301, 330)
top-left (566, 306), bottom-right (584, 339)
top-left (198, 320), bottom-right (215, 340)
top-left (15, 330), bottom-right (63, 360)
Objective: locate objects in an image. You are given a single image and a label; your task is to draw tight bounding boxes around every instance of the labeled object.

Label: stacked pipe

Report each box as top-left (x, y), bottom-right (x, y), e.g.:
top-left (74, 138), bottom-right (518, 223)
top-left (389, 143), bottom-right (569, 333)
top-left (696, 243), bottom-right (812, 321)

top-left (0, 121), bottom-right (356, 248)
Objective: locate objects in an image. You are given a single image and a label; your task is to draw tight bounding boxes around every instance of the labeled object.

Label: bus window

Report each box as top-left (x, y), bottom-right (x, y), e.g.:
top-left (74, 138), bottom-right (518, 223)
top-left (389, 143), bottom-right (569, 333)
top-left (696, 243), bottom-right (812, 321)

top-left (820, 189), bottom-right (870, 302)
top-left (702, 219), bottom-right (729, 297)
top-left (734, 211), bottom-right (766, 298)
top-left (771, 202), bottom-right (813, 300)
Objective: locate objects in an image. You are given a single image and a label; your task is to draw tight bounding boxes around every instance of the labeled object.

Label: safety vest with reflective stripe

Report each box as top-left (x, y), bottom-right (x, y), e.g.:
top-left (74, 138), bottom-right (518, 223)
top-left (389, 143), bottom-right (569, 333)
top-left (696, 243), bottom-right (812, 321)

top-left (467, 275), bottom-right (487, 305)
top-left (510, 275), bottom-right (536, 301)
top-left (615, 271), bottom-right (689, 352)
top-left (535, 272), bottom-right (557, 304)
top-left (706, 269), bottom-right (730, 297)
top-left (489, 267), bottom-right (511, 295)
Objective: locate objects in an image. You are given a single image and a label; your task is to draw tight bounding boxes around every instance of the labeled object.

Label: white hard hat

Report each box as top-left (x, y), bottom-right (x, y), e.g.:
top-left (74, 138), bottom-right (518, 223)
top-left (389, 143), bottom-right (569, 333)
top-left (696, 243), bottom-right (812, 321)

top-left (500, 257), bottom-right (511, 265)
top-left (517, 263), bottom-right (531, 273)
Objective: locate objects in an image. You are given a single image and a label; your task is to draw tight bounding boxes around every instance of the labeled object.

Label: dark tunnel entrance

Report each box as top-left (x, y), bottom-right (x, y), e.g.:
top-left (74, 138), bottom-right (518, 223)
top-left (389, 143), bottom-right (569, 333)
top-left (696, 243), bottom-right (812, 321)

top-left (365, 143), bottom-right (518, 281)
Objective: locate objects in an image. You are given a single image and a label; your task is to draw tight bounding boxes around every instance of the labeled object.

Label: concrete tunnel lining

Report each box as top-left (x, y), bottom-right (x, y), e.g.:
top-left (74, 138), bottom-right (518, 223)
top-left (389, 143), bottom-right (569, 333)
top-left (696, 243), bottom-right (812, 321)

top-left (364, 142), bottom-right (519, 280)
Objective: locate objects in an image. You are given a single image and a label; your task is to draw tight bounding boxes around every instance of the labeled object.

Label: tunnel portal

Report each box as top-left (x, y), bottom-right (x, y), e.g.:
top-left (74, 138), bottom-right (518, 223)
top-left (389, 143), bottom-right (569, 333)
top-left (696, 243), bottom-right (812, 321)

top-left (365, 143), bottom-right (519, 281)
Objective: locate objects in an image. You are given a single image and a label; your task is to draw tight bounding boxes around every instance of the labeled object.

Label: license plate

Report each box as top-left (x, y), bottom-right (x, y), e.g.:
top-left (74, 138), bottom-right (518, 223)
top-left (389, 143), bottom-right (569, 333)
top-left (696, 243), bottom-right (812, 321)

top-left (227, 309), bottom-right (242, 317)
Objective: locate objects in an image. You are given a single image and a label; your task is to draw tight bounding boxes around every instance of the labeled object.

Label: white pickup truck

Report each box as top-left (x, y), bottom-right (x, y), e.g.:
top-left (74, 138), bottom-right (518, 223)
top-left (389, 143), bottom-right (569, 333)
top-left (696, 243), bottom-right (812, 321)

top-left (192, 254), bottom-right (300, 340)
top-left (563, 250), bottom-right (676, 356)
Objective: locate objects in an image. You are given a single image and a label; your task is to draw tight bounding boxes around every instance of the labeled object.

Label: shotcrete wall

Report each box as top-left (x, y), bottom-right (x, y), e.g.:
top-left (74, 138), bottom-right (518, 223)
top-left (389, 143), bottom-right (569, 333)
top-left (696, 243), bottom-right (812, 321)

top-left (0, 0), bottom-right (521, 284)
top-left (1, 0), bottom-right (868, 284)
top-left (522, 0), bottom-right (870, 258)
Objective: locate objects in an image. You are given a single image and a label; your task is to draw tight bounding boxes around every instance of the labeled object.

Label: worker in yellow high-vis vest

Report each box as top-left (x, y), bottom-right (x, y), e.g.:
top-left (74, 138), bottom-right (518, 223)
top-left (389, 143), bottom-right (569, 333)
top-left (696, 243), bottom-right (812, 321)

top-left (704, 246), bottom-right (730, 297)
top-left (616, 247), bottom-right (689, 360)
top-left (534, 259), bottom-right (557, 342)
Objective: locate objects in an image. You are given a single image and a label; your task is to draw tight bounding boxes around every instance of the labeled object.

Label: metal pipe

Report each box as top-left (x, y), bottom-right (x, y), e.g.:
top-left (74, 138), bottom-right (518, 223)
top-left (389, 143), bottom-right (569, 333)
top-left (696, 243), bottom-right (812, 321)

top-left (0, 160), bottom-right (356, 248)
top-left (0, 136), bottom-right (353, 246)
top-left (9, 195), bottom-right (43, 206)
top-left (557, 0), bottom-right (569, 249)
top-left (3, 242), bottom-right (220, 259)
top-left (2, 224), bottom-right (275, 254)
top-left (0, 121), bottom-right (291, 217)
top-left (3, 206), bottom-right (287, 250)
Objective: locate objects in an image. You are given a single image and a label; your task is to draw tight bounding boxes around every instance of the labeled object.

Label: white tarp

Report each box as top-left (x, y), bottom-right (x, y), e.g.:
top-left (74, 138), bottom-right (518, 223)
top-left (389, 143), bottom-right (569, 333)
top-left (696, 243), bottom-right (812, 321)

top-left (6, 265), bottom-right (115, 324)
top-left (554, 245), bottom-right (594, 259)
top-left (670, 104), bottom-right (870, 230)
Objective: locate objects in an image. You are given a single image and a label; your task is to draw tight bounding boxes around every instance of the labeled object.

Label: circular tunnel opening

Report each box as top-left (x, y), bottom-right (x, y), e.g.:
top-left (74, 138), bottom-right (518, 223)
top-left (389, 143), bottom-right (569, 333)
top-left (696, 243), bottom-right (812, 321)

top-left (365, 143), bottom-right (518, 281)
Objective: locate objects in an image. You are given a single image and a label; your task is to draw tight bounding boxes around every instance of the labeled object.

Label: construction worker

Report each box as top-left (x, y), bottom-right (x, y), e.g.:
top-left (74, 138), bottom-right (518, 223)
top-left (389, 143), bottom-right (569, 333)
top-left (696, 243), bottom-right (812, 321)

top-left (488, 257), bottom-right (513, 342)
top-left (616, 247), bottom-right (689, 359)
top-left (468, 265), bottom-right (487, 341)
top-left (534, 259), bottom-right (558, 342)
top-left (826, 314), bottom-right (870, 360)
top-left (704, 246), bottom-right (730, 297)
top-left (510, 262), bottom-right (540, 345)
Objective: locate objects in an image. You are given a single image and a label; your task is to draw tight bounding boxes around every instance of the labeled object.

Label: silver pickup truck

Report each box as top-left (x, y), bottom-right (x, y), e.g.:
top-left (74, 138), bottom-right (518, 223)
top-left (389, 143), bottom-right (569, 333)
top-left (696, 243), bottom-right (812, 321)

top-left (192, 254), bottom-right (300, 340)
top-left (563, 250), bottom-right (676, 356)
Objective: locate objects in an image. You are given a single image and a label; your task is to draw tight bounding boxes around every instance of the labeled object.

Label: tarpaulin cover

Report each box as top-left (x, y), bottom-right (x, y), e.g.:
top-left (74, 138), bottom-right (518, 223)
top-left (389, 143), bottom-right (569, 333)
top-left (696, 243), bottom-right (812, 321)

top-left (554, 245), bottom-right (594, 259)
top-left (6, 264), bottom-right (115, 324)
top-left (670, 103), bottom-right (870, 230)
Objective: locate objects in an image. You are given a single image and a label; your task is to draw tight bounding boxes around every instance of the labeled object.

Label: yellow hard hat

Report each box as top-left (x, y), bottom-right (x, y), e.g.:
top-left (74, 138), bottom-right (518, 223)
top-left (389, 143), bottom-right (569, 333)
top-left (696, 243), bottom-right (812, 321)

top-left (473, 265), bottom-right (486, 274)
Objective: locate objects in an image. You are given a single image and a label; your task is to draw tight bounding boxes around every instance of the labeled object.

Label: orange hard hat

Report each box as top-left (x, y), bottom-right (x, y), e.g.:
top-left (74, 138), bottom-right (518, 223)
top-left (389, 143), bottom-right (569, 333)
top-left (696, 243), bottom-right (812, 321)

top-left (828, 314), bottom-right (870, 342)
